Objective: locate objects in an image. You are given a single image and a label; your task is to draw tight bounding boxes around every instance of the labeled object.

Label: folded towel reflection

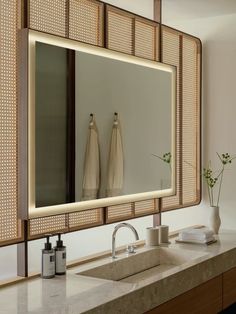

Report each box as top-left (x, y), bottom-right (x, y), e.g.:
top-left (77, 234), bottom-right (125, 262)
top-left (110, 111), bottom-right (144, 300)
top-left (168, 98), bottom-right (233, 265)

top-left (178, 228), bottom-right (215, 243)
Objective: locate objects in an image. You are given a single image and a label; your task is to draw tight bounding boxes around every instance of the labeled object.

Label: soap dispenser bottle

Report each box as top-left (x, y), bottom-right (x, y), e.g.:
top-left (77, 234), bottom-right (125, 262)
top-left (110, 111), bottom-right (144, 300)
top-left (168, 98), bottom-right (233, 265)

top-left (54, 233), bottom-right (66, 275)
top-left (42, 235), bottom-right (55, 279)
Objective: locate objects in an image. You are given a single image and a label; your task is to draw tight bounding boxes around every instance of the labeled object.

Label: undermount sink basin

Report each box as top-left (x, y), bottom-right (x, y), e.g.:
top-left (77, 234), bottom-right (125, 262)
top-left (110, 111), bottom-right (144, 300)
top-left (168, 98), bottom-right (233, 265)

top-left (77, 246), bottom-right (208, 283)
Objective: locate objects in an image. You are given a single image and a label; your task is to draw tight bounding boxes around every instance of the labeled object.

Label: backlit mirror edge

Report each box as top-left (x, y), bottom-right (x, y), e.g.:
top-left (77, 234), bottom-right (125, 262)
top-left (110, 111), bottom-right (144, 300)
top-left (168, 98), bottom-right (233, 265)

top-left (26, 29), bottom-right (176, 220)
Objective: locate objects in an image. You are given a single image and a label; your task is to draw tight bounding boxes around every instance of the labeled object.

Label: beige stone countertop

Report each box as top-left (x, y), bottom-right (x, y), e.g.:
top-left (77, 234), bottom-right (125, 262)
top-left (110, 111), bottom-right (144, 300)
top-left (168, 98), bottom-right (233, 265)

top-left (1, 230), bottom-right (236, 314)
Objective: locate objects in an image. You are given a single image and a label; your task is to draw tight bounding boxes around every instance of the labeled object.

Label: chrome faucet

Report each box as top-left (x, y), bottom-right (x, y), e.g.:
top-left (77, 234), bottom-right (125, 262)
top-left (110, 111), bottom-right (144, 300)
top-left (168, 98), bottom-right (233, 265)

top-left (112, 223), bottom-right (139, 259)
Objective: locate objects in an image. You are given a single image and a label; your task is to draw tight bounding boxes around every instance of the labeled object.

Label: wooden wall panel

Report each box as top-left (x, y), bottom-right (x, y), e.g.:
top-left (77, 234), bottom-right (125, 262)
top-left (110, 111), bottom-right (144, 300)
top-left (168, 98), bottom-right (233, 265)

top-left (223, 266), bottom-right (236, 309)
top-left (0, 0), bottom-right (201, 244)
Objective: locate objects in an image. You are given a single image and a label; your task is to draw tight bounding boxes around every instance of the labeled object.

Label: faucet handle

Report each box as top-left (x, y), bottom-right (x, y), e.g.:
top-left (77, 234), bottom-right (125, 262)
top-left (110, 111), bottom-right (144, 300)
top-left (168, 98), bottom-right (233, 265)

top-left (126, 244), bottom-right (137, 254)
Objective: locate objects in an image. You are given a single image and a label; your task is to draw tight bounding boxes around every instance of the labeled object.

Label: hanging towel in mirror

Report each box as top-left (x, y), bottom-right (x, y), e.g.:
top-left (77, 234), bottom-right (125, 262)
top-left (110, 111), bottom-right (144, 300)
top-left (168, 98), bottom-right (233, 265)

top-left (82, 117), bottom-right (100, 200)
top-left (106, 116), bottom-right (124, 197)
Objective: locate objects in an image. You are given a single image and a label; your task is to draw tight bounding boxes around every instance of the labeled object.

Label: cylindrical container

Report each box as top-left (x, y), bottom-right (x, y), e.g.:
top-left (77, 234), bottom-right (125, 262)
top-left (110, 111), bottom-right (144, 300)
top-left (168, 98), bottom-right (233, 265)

top-left (146, 227), bottom-right (160, 246)
top-left (209, 206), bottom-right (221, 235)
top-left (42, 235), bottom-right (55, 279)
top-left (159, 225), bottom-right (169, 243)
top-left (54, 233), bottom-right (66, 275)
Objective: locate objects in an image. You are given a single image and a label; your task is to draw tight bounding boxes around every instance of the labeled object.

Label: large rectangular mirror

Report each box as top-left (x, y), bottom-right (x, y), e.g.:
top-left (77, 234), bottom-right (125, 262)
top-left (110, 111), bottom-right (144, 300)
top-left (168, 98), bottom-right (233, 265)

top-left (21, 30), bottom-right (176, 219)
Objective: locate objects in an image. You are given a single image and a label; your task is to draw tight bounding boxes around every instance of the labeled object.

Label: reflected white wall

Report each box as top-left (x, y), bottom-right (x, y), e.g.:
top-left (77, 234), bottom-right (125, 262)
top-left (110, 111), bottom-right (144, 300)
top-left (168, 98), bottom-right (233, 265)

top-left (75, 52), bottom-right (172, 200)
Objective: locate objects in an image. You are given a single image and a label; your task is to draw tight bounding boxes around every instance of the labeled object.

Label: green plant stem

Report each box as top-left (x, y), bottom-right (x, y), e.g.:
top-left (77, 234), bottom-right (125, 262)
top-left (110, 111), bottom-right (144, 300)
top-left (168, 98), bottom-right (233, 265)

top-left (217, 165), bottom-right (224, 207)
top-left (207, 184), bottom-right (212, 206)
top-left (152, 154), bottom-right (165, 162)
top-left (210, 186), bottom-right (214, 206)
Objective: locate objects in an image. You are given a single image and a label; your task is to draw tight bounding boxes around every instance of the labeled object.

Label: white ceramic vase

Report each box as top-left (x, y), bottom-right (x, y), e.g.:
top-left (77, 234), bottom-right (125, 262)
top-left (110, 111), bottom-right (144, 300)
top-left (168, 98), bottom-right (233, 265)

top-left (209, 206), bottom-right (221, 234)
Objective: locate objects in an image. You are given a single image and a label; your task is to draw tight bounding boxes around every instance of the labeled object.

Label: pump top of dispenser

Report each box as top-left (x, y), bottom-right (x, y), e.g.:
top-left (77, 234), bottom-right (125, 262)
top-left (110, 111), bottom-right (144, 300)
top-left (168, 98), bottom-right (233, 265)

top-left (44, 235), bottom-right (52, 251)
top-left (56, 233), bottom-right (64, 248)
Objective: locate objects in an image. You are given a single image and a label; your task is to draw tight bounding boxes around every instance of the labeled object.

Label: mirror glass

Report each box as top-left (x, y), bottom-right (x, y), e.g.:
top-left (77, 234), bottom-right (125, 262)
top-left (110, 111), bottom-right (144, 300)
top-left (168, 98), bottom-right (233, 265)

top-left (28, 30), bottom-right (176, 218)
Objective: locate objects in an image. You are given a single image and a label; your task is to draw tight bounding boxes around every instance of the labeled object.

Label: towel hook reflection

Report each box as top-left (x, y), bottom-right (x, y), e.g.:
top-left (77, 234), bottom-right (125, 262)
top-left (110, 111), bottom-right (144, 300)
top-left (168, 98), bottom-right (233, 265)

top-left (90, 113), bottom-right (94, 125)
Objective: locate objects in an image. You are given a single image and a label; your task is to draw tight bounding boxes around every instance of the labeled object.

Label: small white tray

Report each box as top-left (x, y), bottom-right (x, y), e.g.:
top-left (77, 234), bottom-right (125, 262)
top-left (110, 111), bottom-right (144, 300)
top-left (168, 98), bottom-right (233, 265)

top-left (175, 238), bottom-right (217, 245)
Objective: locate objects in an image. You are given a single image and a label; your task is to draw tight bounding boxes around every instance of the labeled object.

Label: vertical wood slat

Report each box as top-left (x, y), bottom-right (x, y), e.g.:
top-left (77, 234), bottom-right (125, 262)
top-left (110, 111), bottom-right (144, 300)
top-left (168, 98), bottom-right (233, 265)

top-left (17, 221), bottom-right (28, 277)
top-left (18, 29), bottom-right (29, 221)
top-left (154, 0), bottom-right (162, 24)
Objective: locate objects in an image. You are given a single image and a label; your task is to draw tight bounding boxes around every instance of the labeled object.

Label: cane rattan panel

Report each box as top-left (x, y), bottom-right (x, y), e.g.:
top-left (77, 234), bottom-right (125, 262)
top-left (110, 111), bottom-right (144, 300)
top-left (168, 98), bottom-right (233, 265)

top-left (28, 209), bottom-right (104, 239)
top-left (28, 0), bottom-right (67, 37)
top-left (68, 208), bottom-right (103, 230)
top-left (106, 6), bottom-right (160, 61)
top-left (106, 6), bottom-right (134, 54)
top-left (29, 214), bottom-right (68, 239)
top-left (182, 35), bottom-right (201, 205)
top-left (161, 27), bottom-right (182, 210)
top-left (106, 203), bottom-right (134, 223)
top-left (135, 19), bottom-right (160, 61)
top-left (161, 27), bottom-right (201, 210)
top-left (106, 199), bottom-right (158, 223)
top-left (69, 0), bottom-right (104, 46)
top-left (135, 199), bottom-right (158, 216)
top-left (0, 0), bottom-right (23, 246)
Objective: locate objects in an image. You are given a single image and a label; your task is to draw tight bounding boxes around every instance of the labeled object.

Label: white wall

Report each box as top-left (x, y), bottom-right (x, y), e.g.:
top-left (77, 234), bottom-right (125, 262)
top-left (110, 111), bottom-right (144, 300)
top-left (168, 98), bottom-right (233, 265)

top-left (4, 1), bottom-right (236, 280)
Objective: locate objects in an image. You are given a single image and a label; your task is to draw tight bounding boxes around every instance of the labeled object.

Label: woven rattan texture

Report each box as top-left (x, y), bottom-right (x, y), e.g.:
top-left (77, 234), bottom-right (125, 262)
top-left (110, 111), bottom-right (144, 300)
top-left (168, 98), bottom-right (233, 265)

top-left (28, 209), bottom-right (104, 239)
top-left (0, 0), bottom-right (22, 245)
top-left (29, 0), bottom-right (67, 37)
top-left (135, 199), bottom-right (158, 216)
top-left (135, 20), bottom-right (159, 61)
top-left (182, 36), bottom-right (201, 205)
top-left (28, 0), bottom-right (105, 238)
top-left (69, 0), bottom-right (103, 45)
top-left (69, 208), bottom-right (103, 229)
top-left (0, 1), bottom-right (201, 244)
top-left (161, 27), bottom-right (201, 210)
top-left (106, 199), bottom-right (158, 223)
top-left (106, 203), bottom-right (133, 223)
top-left (29, 215), bottom-right (68, 238)
top-left (107, 9), bottom-right (133, 54)
top-left (106, 7), bottom-right (160, 62)
top-left (161, 27), bottom-right (181, 210)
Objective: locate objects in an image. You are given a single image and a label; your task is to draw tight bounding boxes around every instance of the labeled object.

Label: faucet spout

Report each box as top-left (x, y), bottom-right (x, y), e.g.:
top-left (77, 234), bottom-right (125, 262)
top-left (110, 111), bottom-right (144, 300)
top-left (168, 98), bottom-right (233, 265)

top-left (112, 223), bottom-right (139, 259)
